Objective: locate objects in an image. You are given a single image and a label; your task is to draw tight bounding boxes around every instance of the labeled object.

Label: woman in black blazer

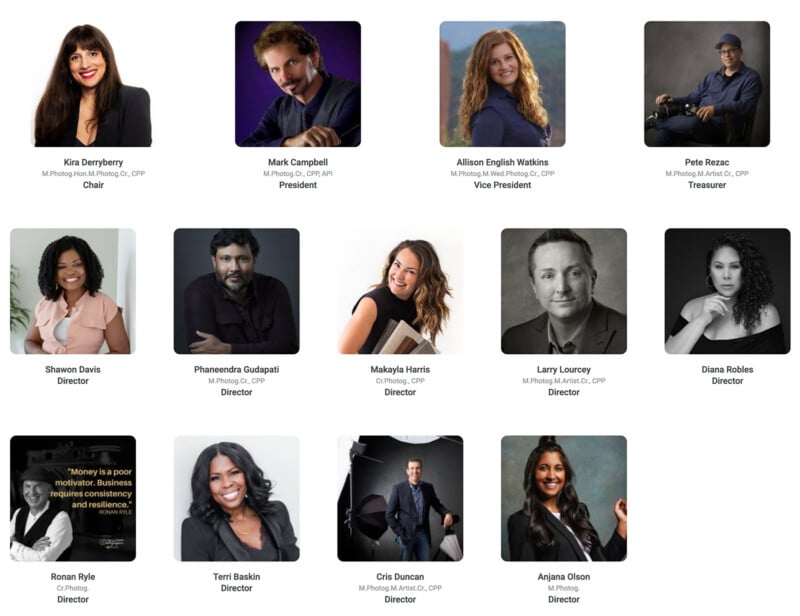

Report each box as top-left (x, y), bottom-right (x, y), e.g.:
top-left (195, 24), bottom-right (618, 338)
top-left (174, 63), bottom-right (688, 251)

top-left (181, 442), bottom-right (299, 561)
top-left (507, 436), bottom-right (627, 561)
top-left (35, 25), bottom-right (151, 147)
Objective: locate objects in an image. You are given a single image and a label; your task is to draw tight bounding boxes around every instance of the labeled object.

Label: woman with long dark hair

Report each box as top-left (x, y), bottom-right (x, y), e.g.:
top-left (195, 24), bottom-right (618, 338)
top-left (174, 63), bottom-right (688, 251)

top-left (458, 29), bottom-right (550, 147)
top-left (24, 236), bottom-right (129, 354)
top-left (507, 436), bottom-right (626, 561)
top-left (666, 232), bottom-right (784, 354)
top-left (181, 442), bottom-right (299, 561)
top-left (338, 239), bottom-right (452, 354)
top-left (35, 25), bottom-right (151, 146)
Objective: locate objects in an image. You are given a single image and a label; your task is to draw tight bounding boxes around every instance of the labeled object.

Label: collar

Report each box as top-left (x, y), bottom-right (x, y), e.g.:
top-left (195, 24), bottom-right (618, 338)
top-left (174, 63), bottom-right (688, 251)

top-left (26, 500), bottom-right (52, 520)
top-left (408, 481), bottom-right (422, 491)
top-left (717, 61), bottom-right (748, 78)
top-left (293, 71), bottom-right (332, 114)
top-left (487, 80), bottom-right (516, 101)
top-left (546, 301), bottom-right (594, 354)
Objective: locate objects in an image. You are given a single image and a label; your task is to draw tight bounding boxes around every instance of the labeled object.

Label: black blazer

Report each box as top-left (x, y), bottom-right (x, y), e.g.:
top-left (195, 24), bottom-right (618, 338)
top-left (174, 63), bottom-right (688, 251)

top-left (36, 85), bottom-right (151, 147)
top-left (507, 508), bottom-right (626, 561)
top-left (502, 300), bottom-right (627, 354)
top-left (181, 501), bottom-right (299, 561)
top-left (385, 481), bottom-right (450, 545)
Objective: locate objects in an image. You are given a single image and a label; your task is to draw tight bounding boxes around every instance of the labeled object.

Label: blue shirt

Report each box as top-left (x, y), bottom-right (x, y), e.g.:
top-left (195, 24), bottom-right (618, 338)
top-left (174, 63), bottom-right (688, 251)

top-left (470, 82), bottom-right (551, 147)
top-left (673, 62), bottom-right (762, 126)
top-left (240, 72), bottom-right (360, 147)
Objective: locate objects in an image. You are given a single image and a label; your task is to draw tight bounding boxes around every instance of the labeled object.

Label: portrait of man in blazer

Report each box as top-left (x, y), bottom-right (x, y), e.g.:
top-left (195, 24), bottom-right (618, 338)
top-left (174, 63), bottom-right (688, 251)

top-left (502, 228), bottom-right (627, 354)
top-left (385, 458), bottom-right (452, 561)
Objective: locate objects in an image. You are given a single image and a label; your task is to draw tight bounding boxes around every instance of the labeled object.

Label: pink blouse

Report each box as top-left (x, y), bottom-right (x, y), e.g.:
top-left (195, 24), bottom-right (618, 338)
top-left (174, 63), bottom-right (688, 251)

top-left (33, 291), bottom-right (120, 354)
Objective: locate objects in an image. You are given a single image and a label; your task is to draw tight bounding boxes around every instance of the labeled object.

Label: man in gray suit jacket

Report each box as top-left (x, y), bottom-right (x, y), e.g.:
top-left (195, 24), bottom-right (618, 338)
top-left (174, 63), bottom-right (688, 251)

top-left (385, 459), bottom-right (452, 561)
top-left (502, 229), bottom-right (626, 354)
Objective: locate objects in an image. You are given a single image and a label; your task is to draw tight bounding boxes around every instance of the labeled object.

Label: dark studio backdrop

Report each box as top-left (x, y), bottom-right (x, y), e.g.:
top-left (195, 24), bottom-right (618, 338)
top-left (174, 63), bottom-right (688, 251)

top-left (644, 21), bottom-right (770, 146)
top-left (664, 228), bottom-right (790, 349)
top-left (500, 436), bottom-right (627, 562)
top-left (235, 21), bottom-right (361, 145)
top-left (10, 436), bottom-right (136, 561)
top-left (501, 228), bottom-right (627, 338)
top-left (440, 21), bottom-right (565, 146)
top-left (173, 228), bottom-right (300, 353)
top-left (337, 436), bottom-right (463, 561)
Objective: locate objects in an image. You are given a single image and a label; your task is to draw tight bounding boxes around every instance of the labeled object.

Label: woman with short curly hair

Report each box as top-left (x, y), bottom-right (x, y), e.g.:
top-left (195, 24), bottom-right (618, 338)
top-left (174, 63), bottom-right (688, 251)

top-left (458, 29), bottom-right (550, 147)
top-left (666, 232), bottom-right (784, 353)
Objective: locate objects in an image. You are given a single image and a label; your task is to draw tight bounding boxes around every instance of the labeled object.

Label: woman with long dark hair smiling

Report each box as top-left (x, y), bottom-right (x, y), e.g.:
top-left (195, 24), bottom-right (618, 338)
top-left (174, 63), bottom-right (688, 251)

top-left (181, 442), bottom-right (298, 561)
top-left (507, 436), bottom-right (627, 561)
top-left (35, 25), bottom-right (151, 146)
top-left (338, 239), bottom-right (451, 354)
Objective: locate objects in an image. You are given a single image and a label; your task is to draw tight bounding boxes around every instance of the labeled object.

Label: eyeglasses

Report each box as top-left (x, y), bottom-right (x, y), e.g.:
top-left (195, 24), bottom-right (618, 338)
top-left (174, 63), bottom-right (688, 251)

top-left (718, 47), bottom-right (740, 56)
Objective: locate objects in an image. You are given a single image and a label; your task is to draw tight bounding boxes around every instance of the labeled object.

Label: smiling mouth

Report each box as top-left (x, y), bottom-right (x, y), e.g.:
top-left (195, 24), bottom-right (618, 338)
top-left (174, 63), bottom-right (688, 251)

top-left (221, 490), bottom-right (240, 502)
top-left (80, 69), bottom-right (98, 79)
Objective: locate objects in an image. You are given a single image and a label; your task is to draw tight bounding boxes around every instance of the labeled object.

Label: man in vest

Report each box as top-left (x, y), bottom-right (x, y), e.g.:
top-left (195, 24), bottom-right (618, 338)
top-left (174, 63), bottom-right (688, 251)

top-left (10, 467), bottom-right (73, 561)
top-left (240, 22), bottom-right (360, 147)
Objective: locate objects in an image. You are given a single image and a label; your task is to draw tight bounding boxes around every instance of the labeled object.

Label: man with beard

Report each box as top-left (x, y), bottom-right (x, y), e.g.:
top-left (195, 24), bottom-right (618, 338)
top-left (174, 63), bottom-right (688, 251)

top-left (240, 22), bottom-right (360, 147)
top-left (184, 229), bottom-right (298, 354)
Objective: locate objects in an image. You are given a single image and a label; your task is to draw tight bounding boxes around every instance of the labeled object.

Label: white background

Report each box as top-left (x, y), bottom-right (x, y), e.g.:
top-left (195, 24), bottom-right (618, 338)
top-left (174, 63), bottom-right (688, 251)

top-left (2, 1), bottom-right (796, 614)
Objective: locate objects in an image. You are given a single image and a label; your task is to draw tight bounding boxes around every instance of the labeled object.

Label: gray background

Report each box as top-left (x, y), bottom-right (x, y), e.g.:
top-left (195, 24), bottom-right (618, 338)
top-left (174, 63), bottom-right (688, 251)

top-left (644, 21), bottom-right (770, 146)
top-left (501, 228), bottom-right (627, 338)
top-left (664, 228), bottom-right (790, 349)
top-left (500, 435), bottom-right (627, 561)
top-left (173, 229), bottom-right (300, 353)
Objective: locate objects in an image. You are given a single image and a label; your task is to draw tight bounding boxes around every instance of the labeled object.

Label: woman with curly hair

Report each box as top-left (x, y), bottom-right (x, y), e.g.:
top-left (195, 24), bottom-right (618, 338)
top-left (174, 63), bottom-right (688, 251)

top-left (507, 436), bottom-right (627, 561)
top-left (35, 25), bottom-right (151, 146)
top-left (666, 232), bottom-right (784, 353)
top-left (24, 236), bottom-right (129, 354)
top-left (458, 29), bottom-right (550, 147)
top-left (181, 442), bottom-right (299, 561)
top-left (338, 240), bottom-right (451, 354)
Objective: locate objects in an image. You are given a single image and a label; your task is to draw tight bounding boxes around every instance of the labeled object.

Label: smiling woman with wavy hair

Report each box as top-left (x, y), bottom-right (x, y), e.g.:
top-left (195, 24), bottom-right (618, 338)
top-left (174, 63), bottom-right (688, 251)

top-left (458, 29), bottom-right (550, 147)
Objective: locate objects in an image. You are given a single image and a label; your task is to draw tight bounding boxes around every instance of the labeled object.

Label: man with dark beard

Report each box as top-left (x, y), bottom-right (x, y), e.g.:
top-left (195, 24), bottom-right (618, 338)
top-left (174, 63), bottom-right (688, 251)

top-left (184, 229), bottom-right (298, 354)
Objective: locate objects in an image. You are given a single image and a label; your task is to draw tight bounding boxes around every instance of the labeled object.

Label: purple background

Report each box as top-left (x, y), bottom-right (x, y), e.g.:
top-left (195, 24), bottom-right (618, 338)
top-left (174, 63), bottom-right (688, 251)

top-left (235, 21), bottom-right (361, 145)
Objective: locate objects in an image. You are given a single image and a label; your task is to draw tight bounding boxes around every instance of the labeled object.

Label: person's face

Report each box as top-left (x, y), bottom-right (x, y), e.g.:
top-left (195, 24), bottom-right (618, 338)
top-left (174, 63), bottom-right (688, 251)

top-left (530, 241), bottom-right (595, 322)
top-left (23, 480), bottom-right (52, 511)
top-left (263, 42), bottom-right (319, 101)
top-left (69, 46), bottom-right (107, 89)
top-left (488, 42), bottom-right (519, 93)
top-left (208, 454), bottom-right (247, 512)
top-left (534, 451), bottom-right (565, 501)
top-left (718, 44), bottom-right (743, 71)
top-left (388, 248), bottom-right (421, 301)
top-left (56, 248), bottom-right (87, 292)
top-left (709, 245), bottom-right (742, 298)
top-left (213, 243), bottom-right (255, 294)
top-left (406, 461), bottom-right (423, 486)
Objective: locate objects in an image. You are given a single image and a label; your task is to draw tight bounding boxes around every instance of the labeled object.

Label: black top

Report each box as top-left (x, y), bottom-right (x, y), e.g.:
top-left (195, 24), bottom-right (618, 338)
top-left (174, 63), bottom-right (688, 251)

top-left (507, 509), bottom-right (626, 562)
top-left (353, 286), bottom-right (418, 354)
top-left (36, 85), bottom-right (151, 147)
top-left (183, 273), bottom-right (298, 354)
top-left (670, 316), bottom-right (786, 354)
top-left (181, 502), bottom-right (299, 562)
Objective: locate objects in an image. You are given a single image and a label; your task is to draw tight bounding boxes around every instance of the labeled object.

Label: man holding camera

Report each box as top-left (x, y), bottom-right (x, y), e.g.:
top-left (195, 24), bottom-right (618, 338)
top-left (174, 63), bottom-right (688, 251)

top-left (647, 33), bottom-right (762, 146)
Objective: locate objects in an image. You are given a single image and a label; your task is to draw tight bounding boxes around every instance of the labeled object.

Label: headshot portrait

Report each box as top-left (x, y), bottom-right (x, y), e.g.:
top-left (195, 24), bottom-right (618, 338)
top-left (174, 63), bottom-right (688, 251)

top-left (10, 229), bottom-right (135, 354)
top-left (665, 229), bottom-right (789, 354)
top-left (174, 228), bottom-right (299, 355)
top-left (337, 230), bottom-right (463, 354)
top-left (174, 436), bottom-right (299, 562)
top-left (501, 229), bottom-right (627, 354)
top-left (236, 21), bottom-right (361, 147)
top-left (11, 435), bottom-right (136, 562)
top-left (440, 21), bottom-right (564, 147)
top-left (644, 22), bottom-right (769, 146)
top-left (33, 24), bottom-right (151, 146)
top-left (502, 435), bottom-right (627, 562)
top-left (337, 436), bottom-right (463, 562)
